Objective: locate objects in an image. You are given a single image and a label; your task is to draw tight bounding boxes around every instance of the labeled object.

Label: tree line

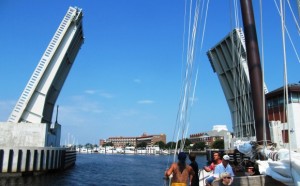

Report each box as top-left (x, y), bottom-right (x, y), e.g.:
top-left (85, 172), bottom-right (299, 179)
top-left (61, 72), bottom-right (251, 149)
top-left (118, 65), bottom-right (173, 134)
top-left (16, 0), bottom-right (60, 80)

top-left (100, 139), bottom-right (224, 150)
top-left (69, 139), bottom-right (224, 150)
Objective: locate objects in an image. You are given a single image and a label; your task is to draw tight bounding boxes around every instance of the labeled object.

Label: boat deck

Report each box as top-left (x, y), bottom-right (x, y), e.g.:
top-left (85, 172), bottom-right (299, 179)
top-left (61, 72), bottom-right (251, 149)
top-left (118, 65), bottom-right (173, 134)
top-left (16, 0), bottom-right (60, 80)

top-left (212, 175), bottom-right (286, 186)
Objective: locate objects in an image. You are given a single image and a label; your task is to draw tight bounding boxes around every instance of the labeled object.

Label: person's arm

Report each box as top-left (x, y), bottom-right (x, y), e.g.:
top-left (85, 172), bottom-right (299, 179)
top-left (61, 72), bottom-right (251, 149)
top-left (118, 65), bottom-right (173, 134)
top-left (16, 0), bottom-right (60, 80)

top-left (189, 166), bottom-right (195, 185)
top-left (189, 174), bottom-right (193, 185)
top-left (204, 163), bottom-right (214, 172)
top-left (165, 163), bottom-right (175, 177)
top-left (203, 166), bottom-right (211, 172)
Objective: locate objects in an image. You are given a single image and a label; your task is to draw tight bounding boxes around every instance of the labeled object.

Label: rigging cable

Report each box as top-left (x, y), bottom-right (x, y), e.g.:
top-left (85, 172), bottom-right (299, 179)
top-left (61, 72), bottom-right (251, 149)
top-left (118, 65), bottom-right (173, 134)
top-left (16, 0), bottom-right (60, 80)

top-left (287, 0), bottom-right (300, 36)
top-left (274, 0), bottom-right (300, 63)
top-left (233, 1), bottom-right (241, 138)
top-left (169, 0), bottom-right (200, 163)
top-left (279, 0), bottom-right (294, 183)
top-left (180, 0), bottom-right (201, 150)
top-left (170, 0), bottom-right (209, 165)
top-left (230, 0), bottom-right (238, 138)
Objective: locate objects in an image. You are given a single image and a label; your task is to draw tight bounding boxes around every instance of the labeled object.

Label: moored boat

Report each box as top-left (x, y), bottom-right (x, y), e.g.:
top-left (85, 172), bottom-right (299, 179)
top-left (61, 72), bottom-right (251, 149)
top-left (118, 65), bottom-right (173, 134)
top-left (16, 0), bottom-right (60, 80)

top-left (124, 146), bottom-right (135, 154)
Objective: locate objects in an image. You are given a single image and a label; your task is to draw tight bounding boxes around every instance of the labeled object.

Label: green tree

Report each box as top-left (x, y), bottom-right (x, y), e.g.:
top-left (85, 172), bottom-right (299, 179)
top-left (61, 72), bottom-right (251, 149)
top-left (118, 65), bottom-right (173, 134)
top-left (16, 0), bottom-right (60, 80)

top-left (184, 138), bottom-right (192, 148)
top-left (154, 141), bottom-right (166, 149)
top-left (192, 142), bottom-right (206, 150)
top-left (166, 142), bottom-right (176, 149)
top-left (85, 143), bottom-right (93, 149)
top-left (125, 143), bottom-right (133, 147)
top-left (177, 140), bottom-right (182, 148)
top-left (104, 142), bottom-right (114, 147)
top-left (177, 139), bottom-right (191, 149)
top-left (211, 139), bottom-right (224, 149)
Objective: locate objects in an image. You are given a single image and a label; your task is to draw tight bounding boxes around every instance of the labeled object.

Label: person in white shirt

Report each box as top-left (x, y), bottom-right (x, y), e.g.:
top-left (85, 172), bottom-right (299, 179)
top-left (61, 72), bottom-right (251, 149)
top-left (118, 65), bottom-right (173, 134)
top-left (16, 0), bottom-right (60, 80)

top-left (213, 155), bottom-right (234, 185)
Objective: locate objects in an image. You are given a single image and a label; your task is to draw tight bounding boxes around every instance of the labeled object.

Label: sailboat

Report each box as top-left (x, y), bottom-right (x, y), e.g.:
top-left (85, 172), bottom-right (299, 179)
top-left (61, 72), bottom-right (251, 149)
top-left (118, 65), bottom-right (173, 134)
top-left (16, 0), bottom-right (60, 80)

top-left (200, 0), bottom-right (300, 186)
top-left (168, 0), bottom-right (300, 185)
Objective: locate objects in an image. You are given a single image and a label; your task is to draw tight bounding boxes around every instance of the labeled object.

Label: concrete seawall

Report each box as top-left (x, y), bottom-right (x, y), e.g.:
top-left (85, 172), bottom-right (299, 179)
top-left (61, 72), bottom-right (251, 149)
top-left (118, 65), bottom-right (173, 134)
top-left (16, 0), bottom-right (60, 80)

top-left (0, 147), bottom-right (76, 176)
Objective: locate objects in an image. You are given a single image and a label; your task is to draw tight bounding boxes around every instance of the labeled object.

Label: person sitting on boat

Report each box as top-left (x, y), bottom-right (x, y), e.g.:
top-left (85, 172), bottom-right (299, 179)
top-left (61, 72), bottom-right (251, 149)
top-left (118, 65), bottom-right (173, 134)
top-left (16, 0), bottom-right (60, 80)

top-left (165, 152), bottom-right (195, 186)
top-left (241, 158), bottom-right (259, 176)
top-left (217, 172), bottom-right (233, 186)
top-left (212, 155), bottom-right (234, 185)
top-left (189, 153), bottom-right (199, 186)
top-left (204, 152), bottom-right (222, 186)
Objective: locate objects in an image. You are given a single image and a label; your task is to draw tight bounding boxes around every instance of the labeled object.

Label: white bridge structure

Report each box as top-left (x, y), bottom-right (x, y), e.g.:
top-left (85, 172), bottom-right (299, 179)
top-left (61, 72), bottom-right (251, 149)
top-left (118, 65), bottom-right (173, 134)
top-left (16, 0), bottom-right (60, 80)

top-left (8, 7), bottom-right (84, 125)
top-left (207, 28), bottom-right (268, 140)
top-left (0, 6), bottom-right (84, 174)
top-left (207, 28), bottom-right (300, 152)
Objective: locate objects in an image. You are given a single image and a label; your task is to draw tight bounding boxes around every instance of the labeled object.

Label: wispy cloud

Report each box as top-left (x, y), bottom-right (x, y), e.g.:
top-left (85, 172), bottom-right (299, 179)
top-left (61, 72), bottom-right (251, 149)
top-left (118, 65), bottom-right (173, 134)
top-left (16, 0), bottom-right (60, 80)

top-left (137, 100), bottom-right (154, 104)
top-left (84, 90), bottom-right (97, 94)
top-left (133, 78), bottom-right (141, 83)
top-left (120, 109), bottom-right (139, 117)
top-left (65, 96), bottom-right (104, 113)
top-left (110, 109), bottom-right (139, 120)
top-left (99, 92), bottom-right (114, 99)
top-left (84, 90), bottom-right (114, 99)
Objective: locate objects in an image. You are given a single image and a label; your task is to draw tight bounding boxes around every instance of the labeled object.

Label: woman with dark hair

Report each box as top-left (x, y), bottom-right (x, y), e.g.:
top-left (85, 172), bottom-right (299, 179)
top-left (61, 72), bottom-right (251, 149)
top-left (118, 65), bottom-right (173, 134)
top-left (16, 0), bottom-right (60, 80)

top-left (165, 152), bottom-right (195, 186)
top-left (189, 153), bottom-right (199, 186)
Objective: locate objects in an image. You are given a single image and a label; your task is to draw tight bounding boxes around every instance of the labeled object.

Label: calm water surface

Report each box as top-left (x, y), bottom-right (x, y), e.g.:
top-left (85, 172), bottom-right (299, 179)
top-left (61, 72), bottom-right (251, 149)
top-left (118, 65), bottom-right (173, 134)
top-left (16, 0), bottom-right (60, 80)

top-left (0, 153), bottom-right (207, 186)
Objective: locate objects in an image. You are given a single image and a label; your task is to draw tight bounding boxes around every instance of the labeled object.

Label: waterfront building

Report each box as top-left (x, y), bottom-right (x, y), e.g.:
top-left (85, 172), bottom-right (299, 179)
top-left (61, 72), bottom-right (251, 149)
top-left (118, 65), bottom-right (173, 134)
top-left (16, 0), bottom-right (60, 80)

top-left (136, 133), bottom-right (166, 146)
top-left (190, 125), bottom-right (232, 150)
top-left (266, 83), bottom-right (300, 151)
top-left (99, 139), bottom-right (106, 146)
top-left (106, 133), bottom-right (166, 147)
top-left (107, 136), bottom-right (137, 147)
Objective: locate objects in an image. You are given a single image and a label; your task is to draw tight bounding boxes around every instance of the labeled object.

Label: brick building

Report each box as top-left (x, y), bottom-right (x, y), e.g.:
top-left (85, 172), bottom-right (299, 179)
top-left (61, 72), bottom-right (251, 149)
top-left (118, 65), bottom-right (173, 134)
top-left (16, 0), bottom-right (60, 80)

top-left (106, 136), bottom-right (137, 147)
top-left (104, 133), bottom-right (166, 147)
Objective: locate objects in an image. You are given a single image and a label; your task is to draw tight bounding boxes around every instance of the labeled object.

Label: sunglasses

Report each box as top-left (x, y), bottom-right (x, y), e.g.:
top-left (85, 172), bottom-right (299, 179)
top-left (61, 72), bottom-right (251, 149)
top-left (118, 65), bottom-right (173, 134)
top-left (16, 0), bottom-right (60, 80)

top-left (223, 177), bottom-right (231, 179)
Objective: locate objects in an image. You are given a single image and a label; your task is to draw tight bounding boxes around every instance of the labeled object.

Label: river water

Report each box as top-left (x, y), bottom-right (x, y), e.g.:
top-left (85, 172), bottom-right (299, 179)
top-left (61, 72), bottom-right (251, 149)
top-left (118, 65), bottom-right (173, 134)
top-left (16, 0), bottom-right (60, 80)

top-left (0, 153), bottom-right (207, 186)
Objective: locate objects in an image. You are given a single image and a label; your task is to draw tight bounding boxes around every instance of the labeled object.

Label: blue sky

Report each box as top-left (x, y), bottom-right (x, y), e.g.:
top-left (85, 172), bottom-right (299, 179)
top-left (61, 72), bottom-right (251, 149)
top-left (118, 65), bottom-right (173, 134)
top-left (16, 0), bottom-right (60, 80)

top-left (0, 0), bottom-right (299, 145)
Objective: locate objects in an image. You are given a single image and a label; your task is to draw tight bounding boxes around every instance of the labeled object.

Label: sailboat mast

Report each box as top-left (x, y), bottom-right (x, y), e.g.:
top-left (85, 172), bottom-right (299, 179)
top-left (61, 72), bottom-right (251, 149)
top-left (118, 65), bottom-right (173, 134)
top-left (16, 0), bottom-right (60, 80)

top-left (240, 0), bottom-right (270, 144)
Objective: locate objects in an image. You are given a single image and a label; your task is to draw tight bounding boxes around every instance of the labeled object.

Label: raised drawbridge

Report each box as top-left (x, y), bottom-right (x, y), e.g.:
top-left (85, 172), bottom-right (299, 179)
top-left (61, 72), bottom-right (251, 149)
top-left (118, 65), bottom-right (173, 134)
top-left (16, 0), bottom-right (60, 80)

top-left (207, 28), bottom-right (268, 139)
top-left (0, 6), bottom-right (84, 174)
top-left (0, 6), bottom-right (84, 148)
top-left (8, 7), bottom-right (84, 124)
